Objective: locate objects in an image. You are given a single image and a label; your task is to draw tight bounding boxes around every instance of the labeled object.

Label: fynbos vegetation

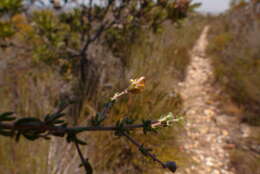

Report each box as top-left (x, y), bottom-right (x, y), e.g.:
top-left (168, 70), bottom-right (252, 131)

top-left (0, 0), bottom-right (200, 173)
top-left (0, 76), bottom-right (183, 174)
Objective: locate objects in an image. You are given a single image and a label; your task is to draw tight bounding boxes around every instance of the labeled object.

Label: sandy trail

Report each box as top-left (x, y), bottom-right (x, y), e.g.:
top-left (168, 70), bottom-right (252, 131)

top-left (178, 26), bottom-right (235, 174)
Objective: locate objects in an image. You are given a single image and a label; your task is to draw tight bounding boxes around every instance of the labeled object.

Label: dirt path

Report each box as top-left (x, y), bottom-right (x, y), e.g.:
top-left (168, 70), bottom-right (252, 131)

top-left (178, 26), bottom-right (235, 174)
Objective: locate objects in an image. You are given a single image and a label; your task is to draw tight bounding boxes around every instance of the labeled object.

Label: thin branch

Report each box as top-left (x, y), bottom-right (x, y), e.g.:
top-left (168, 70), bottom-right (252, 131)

top-left (80, 5), bottom-right (89, 43)
top-left (80, 0), bottom-right (116, 55)
top-left (0, 120), bottom-right (162, 134)
top-left (122, 132), bottom-right (166, 168)
top-left (111, 89), bottom-right (128, 101)
top-left (87, 0), bottom-right (93, 22)
top-left (74, 142), bottom-right (89, 174)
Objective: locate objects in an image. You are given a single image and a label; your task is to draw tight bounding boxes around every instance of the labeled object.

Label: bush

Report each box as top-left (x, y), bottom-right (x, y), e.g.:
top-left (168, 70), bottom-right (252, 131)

top-left (207, 5), bottom-right (260, 125)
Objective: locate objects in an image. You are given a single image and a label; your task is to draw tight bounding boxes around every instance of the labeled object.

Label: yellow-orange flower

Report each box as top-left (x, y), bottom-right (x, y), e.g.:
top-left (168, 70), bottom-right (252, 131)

top-left (127, 76), bottom-right (145, 94)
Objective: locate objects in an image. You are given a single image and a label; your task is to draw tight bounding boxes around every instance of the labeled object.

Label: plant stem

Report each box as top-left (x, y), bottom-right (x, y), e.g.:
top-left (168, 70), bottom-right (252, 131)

top-left (122, 132), bottom-right (166, 168)
top-left (74, 142), bottom-right (89, 174)
top-left (0, 120), bottom-right (161, 134)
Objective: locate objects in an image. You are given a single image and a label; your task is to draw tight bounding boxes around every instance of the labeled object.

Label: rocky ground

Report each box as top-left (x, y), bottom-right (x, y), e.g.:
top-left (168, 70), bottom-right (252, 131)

top-left (176, 26), bottom-right (237, 174)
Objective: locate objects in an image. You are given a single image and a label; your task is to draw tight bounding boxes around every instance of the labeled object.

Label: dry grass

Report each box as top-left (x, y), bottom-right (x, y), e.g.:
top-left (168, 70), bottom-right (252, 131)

top-left (86, 14), bottom-right (207, 174)
top-left (207, 8), bottom-right (260, 125)
top-left (230, 149), bottom-right (260, 174)
top-left (0, 56), bottom-right (63, 173)
top-left (207, 4), bottom-right (260, 174)
top-left (0, 13), bottom-right (206, 173)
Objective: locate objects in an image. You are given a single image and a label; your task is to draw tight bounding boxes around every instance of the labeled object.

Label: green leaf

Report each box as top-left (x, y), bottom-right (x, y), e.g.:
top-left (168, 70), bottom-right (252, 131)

top-left (14, 117), bottom-right (43, 128)
top-left (90, 100), bottom-right (115, 126)
top-left (139, 144), bottom-right (152, 156)
top-left (52, 120), bottom-right (65, 124)
top-left (14, 117), bottom-right (45, 141)
top-left (44, 114), bottom-right (51, 122)
top-left (66, 131), bottom-right (87, 145)
top-left (0, 129), bottom-right (13, 137)
top-left (0, 112), bottom-right (13, 117)
top-left (0, 112), bottom-right (15, 122)
top-left (114, 119), bottom-right (131, 137)
top-left (45, 112), bottom-right (65, 123)
top-left (122, 117), bottom-right (135, 125)
top-left (44, 112), bottom-right (66, 126)
top-left (23, 133), bottom-right (39, 141)
top-left (142, 120), bottom-right (152, 135)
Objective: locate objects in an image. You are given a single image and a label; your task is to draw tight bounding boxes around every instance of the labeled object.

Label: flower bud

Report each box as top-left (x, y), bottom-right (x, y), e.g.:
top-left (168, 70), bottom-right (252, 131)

top-left (164, 161), bottom-right (177, 173)
top-left (127, 76), bottom-right (145, 94)
top-left (158, 112), bottom-right (174, 127)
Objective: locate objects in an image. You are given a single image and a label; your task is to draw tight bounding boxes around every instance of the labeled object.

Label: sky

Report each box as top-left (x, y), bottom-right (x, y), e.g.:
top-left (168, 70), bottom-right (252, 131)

top-left (192, 0), bottom-right (231, 14)
top-left (38, 0), bottom-right (232, 14)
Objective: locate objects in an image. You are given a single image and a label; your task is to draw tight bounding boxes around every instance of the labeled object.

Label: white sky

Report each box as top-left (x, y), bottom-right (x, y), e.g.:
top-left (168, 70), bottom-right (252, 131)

top-left (192, 0), bottom-right (231, 13)
top-left (38, 0), bottom-right (233, 14)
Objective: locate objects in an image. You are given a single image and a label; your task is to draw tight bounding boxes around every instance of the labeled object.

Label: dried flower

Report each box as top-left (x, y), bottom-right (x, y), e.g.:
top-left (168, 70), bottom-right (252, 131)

top-left (158, 112), bottom-right (174, 127)
top-left (127, 76), bottom-right (145, 94)
top-left (155, 112), bottom-right (184, 128)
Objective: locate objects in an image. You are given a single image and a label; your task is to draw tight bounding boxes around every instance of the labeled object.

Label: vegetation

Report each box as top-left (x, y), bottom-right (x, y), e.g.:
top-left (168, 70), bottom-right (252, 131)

top-left (207, 1), bottom-right (260, 125)
top-left (207, 1), bottom-right (260, 173)
top-left (0, 0), bottom-right (205, 173)
top-left (0, 77), bottom-right (183, 174)
top-left (3, 0), bottom-right (259, 174)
